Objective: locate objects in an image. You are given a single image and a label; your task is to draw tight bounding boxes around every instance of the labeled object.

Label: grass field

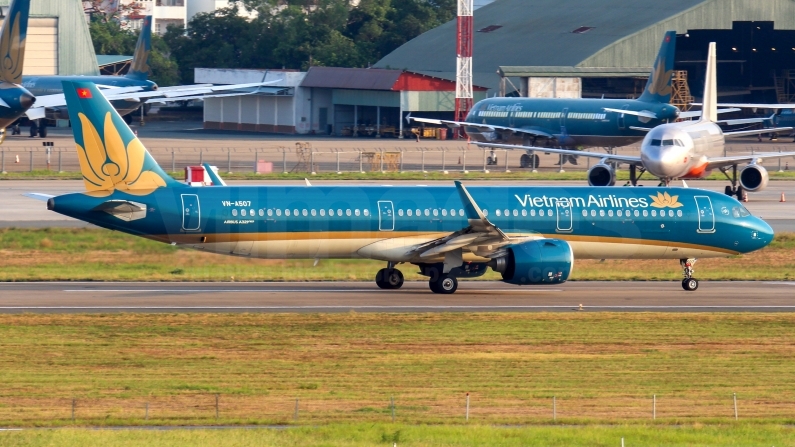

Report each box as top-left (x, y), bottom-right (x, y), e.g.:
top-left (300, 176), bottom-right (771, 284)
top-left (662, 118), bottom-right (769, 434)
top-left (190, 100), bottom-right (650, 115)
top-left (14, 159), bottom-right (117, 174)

top-left (3, 169), bottom-right (795, 181)
top-left (0, 313), bottom-right (794, 428)
top-left (1, 424), bottom-right (793, 446)
top-left (1, 228), bottom-right (794, 281)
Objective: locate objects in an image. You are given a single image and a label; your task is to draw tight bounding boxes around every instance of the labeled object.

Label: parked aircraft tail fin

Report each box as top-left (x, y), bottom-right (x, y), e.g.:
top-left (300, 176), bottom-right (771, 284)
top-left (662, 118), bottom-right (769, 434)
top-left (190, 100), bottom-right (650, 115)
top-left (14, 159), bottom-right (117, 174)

top-left (62, 80), bottom-right (181, 194)
top-left (125, 15), bottom-right (152, 82)
top-left (638, 31), bottom-right (676, 104)
top-left (698, 42), bottom-right (718, 123)
top-left (0, 0), bottom-right (30, 85)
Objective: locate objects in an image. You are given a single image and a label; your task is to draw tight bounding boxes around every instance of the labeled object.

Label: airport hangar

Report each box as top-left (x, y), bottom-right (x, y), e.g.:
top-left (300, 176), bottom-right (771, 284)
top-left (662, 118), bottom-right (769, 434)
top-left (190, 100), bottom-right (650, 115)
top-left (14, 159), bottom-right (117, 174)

top-left (0, 0), bottom-right (98, 76)
top-left (196, 67), bottom-right (488, 136)
top-left (375, 0), bottom-right (795, 110)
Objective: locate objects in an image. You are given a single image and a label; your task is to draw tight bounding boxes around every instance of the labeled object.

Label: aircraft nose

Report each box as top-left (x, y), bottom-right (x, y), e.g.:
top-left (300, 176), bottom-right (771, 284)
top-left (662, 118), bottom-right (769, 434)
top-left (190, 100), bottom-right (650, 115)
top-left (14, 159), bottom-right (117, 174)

top-left (641, 145), bottom-right (686, 178)
top-left (752, 218), bottom-right (775, 250)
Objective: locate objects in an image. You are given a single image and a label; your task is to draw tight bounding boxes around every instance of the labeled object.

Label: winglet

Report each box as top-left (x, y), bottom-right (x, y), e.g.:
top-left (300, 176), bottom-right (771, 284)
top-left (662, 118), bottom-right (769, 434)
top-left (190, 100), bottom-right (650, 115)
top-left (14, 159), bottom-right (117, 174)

top-left (304, 178), bottom-right (312, 187)
top-left (202, 163), bottom-right (227, 186)
top-left (454, 181), bottom-right (485, 220)
top-left (699, 42), bottom-right (718, 123)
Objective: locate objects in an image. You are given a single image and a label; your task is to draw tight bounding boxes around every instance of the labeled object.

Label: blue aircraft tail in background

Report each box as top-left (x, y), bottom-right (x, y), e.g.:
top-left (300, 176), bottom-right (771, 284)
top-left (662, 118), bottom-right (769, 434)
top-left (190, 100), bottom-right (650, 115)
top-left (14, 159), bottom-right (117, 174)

top-left (0, 0), bottom-right (29, 85)
top-left (638, 31), bottom-right (676, 104)
top-left (62, 80), bottom-right (180, 194)
top-left (125, 15), bottom-right (152, 82)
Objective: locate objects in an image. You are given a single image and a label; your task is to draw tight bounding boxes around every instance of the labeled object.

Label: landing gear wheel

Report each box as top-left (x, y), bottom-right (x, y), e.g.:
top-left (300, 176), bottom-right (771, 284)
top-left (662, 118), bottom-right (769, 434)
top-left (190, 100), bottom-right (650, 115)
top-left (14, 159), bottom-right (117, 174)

top-left (682, 278), bottom-right (699, 291)
top-left (386, 269), bottom-right (404, 289)
top-left (430, 274), bottom-right (458, 294)
top-left (519, 153), bottom-right (540, 169)
top-left (38, 124), bottom-right (47, 138)
top-left (736, 186), bottom-right (746, 201)
top-left (29, 122), bottom-right (37, 138)
top-left (124, 114), bottom-right (133, 124)
top-left (376, 268), bottom-right (404, 289)
top-left (724, 185), bottom-right (733, 196)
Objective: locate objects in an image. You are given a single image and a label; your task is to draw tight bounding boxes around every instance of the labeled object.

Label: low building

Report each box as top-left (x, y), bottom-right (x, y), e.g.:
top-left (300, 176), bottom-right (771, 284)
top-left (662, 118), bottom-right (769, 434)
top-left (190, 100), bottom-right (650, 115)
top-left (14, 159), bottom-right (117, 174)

top-left (196, 67), bottom-right (488, 136)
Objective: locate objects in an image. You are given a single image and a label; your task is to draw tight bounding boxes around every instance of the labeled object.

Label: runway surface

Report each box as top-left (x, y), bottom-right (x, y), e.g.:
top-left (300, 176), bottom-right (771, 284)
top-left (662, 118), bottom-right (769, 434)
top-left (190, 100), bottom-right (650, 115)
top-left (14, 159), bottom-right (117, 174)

top-left (4, 180), bottom-right (793, 231)
top-left (0, 281), bottom-right (793, 313)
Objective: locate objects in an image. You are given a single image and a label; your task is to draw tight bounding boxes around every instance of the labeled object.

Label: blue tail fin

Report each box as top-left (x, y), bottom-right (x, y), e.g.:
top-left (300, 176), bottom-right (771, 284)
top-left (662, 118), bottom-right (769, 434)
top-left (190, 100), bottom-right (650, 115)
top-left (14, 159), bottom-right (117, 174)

top-left (125, 15), bottom-right (152, 81)
top-left (638, 31), bottom-right (676, 104)
top-left (62, 81), bottom-right (180, 195)
top-left (0, 0), bottom-right (30, 84)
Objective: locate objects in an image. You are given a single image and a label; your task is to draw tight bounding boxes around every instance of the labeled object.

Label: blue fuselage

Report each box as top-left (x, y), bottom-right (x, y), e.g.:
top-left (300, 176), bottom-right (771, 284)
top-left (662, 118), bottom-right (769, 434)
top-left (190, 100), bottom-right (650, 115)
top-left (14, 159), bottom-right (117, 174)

top-left (465, 97), bottom-right (680, 148)
top-left (49, 185), bottom-right (772, 262)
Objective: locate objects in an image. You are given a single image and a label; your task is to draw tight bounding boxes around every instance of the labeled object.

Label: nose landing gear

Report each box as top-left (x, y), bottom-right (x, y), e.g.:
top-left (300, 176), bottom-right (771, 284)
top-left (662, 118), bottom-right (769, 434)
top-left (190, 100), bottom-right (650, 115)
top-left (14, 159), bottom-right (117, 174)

top-left (375, 262), bottom-right (404, 289)
top-left (680, 258), bottom-right (698, 291)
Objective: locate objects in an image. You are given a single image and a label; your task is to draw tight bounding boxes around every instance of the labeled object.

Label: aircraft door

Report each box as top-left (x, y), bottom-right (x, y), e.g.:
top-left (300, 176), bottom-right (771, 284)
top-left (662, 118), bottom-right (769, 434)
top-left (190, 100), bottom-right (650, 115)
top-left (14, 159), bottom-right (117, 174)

top-left (556, 201), bottom-right (573, 232)
top-left (377, 200), bottom-right (394, 231)
top-left (694, 196), bottom-right (715, 233)
top-left (181, 194), bottom-right (201, 231)
top-left (617, 104), bottom-right (630, 129)
top-left (560, 107), bottom-right (568, 133)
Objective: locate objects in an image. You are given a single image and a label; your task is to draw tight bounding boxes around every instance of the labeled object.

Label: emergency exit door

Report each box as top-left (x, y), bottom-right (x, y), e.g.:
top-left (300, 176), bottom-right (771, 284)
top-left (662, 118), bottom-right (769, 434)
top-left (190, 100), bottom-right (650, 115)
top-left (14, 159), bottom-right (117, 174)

top-left (181, 194), bottom-right (201, 231)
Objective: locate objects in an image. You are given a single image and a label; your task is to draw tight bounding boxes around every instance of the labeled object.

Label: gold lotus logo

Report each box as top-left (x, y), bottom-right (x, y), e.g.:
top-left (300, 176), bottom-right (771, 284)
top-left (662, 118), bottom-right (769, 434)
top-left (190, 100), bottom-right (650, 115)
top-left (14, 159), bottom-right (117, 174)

top-left (647, 58), bottom-right (672, 97)
top-left (0, 11), bottom-right (25, 84)
top-left (649, 192), bottom-right (683, 208)
top-left (76, 111), bottom-right (166, 196)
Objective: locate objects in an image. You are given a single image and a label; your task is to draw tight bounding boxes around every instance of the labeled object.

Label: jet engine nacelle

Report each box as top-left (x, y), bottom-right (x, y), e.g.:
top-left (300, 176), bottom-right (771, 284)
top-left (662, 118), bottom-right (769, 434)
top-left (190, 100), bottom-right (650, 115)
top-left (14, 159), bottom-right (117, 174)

top-left (587, 163), bottom-right (616, 186)
top-left (739, 164), bottom-right (769, 192)
top-left (489, 239), bottom-right (573, 285)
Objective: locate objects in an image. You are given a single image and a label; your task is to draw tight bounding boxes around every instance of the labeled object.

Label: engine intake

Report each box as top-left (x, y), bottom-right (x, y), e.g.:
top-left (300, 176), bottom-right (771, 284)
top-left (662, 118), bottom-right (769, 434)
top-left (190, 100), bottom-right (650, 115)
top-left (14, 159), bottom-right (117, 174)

top-left (587, 163), bottom-right (616, 186)
top-left (489, 239), bottom-right (573, 285)
top-left (739, 164), bottom-right (768, 192)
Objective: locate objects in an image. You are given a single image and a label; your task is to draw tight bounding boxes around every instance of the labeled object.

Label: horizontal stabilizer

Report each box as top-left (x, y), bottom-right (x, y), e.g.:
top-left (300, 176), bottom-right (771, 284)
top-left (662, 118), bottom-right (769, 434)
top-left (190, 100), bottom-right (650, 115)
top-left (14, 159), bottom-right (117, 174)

top-left (23, 192), bottom-right (54, 201)
top-left (603, 108), bottom-right (657, 119)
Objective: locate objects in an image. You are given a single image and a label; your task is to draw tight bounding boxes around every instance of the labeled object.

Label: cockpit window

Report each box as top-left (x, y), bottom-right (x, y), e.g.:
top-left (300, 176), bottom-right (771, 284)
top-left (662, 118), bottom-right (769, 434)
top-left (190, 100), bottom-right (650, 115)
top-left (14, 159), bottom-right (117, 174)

top-left (732, 206), bottom-right (751, 218)
top-left (675, 139), bottom-right (684, 147)
top-left (650, 139), bottom-right (661, 146)
top-left (662, 139), bottom-right (674, 146)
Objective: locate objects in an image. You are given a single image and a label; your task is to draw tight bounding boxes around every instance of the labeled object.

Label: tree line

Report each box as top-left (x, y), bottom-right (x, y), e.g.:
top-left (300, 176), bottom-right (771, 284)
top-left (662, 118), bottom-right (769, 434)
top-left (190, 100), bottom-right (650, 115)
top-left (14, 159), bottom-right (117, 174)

top-left (90, 0), bottom-right (455, 86)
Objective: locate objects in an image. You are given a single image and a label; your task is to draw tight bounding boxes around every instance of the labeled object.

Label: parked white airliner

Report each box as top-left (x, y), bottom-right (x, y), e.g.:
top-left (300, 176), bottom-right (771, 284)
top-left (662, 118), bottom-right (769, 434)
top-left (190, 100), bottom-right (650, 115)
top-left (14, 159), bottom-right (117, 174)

top-left (478, 43), bottom-right (795, 200)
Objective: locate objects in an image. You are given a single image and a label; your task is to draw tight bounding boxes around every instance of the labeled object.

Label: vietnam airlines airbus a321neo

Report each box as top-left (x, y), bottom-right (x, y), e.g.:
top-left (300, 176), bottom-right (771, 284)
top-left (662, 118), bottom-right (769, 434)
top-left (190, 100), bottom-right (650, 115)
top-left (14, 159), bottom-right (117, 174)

top-left (29, 81), bottom-right (774, 293)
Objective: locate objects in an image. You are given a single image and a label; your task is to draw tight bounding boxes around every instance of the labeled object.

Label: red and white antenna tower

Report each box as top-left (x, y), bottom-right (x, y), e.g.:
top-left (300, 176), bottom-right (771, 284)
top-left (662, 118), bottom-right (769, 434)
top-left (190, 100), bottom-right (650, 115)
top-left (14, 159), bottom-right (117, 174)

top-left (455, 0), bottom-right (473, 137)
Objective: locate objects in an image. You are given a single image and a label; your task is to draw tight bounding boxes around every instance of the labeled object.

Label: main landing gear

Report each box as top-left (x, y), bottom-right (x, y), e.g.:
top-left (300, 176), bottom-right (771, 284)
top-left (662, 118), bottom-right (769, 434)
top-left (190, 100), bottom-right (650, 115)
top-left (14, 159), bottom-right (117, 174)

top-left (375, 262), bottom-right (404, 289)
top-left (429, 273), bottom-right (458, 294)
top-left (720, 165), bottom-right (746, 201)
top-left (680, 258), bottom-right (698, 291)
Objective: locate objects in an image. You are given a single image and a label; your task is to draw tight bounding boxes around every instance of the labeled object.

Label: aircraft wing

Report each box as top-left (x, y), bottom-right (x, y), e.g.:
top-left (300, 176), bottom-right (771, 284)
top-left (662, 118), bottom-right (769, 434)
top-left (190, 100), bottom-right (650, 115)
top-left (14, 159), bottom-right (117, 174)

top-left (476, 142), bottom-right (643, 165)
top-left (409, 116), bottom-right (555, 139)
top-left (705, 151), bottom-right (795, 171)
top-left (403, 181), bottom-right (525, 269)
top-left (678, 108), bottom-right (741, 119)
top-left (28, 81), bottom-right (284, 111)
top-left (693, 103), bottom-right (795, 110)
top-left (722, 126), bottom-right (793, 137)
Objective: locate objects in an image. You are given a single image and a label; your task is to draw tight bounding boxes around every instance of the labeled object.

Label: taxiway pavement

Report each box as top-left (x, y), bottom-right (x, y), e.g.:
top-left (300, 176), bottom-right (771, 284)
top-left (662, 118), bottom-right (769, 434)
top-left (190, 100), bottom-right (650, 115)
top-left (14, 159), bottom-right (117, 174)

top-left (0, 281), bottom-right (793, 313)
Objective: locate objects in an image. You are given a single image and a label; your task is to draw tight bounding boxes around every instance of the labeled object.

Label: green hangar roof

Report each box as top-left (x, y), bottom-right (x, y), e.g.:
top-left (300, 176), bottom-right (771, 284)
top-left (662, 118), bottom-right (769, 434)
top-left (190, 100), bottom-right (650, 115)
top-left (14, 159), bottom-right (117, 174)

top-left (0, 0), bottom-right (98, 76)
top-left (374, 0), bottom-right (795, 90)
